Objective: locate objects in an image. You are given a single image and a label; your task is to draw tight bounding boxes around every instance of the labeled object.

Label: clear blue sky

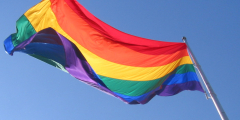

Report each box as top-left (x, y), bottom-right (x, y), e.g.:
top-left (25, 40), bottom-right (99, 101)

top-left (1, 0), bottom-right (239, 119)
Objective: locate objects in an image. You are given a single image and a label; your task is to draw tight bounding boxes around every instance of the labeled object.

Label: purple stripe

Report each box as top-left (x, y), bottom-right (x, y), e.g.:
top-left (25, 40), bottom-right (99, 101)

top-left (157, 81), bottom-right (204, 96)
top-left (56, 31), bottom-right (128, 103)
top-left (58, 33), bottom-right (97, 83)
top-left (12, 28), bottom-right (128, 103)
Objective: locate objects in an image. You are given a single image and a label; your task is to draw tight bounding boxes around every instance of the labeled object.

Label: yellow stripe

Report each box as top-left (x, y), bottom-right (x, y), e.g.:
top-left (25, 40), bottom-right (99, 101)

top-left (89, 56), bottom-right (193, 81)
top-left (24, 0), bottom-right (193, 81)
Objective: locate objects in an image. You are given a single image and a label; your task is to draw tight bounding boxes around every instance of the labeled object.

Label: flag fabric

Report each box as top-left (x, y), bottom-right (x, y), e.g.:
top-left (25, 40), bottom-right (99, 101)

top-left (4, 0), bottom-right (204, 104)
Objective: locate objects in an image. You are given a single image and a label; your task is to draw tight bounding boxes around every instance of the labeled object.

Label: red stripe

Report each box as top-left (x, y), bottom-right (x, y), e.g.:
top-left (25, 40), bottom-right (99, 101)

top-left (62, 0), bottom-right (186, 52)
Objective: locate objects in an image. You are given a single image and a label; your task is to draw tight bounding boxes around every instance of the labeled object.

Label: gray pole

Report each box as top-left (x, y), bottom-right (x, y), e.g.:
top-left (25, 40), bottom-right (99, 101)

top-left (182, 37), bottom-right (228, 120)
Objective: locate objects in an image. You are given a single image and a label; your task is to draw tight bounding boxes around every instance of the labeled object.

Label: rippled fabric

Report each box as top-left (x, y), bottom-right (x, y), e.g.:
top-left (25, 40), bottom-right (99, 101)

top-left (4, 0), bottom-right (203, 104)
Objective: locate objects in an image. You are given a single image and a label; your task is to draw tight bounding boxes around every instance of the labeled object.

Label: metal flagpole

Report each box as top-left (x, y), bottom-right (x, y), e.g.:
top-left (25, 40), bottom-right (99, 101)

top-left (182, 37), bottom-right (228, 120)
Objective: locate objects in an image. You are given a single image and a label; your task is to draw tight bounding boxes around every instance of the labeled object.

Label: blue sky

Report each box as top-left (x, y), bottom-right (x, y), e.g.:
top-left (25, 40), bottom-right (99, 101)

top-left (1, 0), bottom-right (239, 119)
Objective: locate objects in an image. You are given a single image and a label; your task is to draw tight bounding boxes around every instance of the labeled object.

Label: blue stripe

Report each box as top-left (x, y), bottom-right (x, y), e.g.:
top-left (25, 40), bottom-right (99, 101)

top-left (163, 72), bottom-right (199, 85)
top-left (4, 35), bottom-right (14, 55)
top-left (18, 42), bottom-right (66, 66)
top-left (113, 72), bottom-right (200, 103)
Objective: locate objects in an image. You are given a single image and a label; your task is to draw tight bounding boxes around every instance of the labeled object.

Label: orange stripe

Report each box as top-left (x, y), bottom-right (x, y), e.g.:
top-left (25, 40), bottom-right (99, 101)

top-left (50, 0), bottom-right (188, 67)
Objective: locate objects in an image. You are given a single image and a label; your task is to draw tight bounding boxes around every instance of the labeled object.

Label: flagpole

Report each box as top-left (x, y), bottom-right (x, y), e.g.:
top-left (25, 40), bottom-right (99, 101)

top-left (182, 37), bottom-right (228, 120)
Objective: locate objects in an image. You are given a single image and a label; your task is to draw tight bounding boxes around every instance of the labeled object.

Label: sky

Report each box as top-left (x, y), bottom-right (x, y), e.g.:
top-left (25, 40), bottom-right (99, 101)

top-left (0, 0), bottom-right (239, 120)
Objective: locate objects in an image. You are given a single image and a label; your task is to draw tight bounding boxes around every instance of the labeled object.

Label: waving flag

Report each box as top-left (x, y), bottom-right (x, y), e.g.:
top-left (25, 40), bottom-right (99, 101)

top-left (4, 0), bottom-right (204, 104)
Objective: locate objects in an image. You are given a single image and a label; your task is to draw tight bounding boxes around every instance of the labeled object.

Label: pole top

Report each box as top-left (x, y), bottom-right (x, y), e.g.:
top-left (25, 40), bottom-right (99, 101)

top-left (182, 36), bottom-right (187, 42)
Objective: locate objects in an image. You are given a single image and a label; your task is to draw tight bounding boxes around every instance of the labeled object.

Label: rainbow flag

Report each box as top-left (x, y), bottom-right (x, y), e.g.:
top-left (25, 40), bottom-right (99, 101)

top-left (4, 0), bottom-right (204, 104)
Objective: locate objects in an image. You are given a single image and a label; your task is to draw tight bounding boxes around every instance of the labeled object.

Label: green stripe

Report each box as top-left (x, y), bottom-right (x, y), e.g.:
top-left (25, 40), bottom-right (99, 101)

top-left (11, 15), bottom-right (36, 47)
top-left (99, 64), bottom-right (196, 96)
top-left (29, 54), bottom-right (68, 73)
